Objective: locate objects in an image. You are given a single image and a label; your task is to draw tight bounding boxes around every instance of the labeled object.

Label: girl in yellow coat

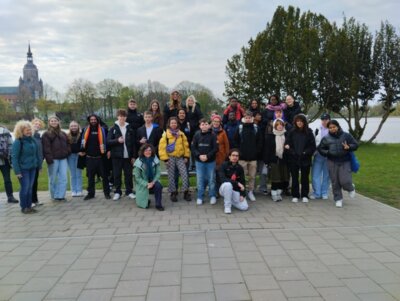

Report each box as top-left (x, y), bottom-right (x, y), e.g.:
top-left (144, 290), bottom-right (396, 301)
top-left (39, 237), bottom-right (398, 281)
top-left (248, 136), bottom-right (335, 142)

top-left (158, 117), bottom-right (191, 202)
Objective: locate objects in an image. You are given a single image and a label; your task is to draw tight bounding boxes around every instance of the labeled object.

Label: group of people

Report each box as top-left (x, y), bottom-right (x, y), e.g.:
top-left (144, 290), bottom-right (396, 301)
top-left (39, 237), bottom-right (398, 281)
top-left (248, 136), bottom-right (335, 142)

top-left (0, 90), bottom-right (358, 215)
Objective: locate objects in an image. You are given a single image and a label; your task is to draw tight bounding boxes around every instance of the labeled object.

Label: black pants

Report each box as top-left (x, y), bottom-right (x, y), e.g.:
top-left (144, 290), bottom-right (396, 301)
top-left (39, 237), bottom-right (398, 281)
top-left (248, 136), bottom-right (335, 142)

top-left (290, 164), bottom-right (311, 198)
top-left (86, 157), bottom-right (110, 197)
top-left (0, 160), bottom-right (13, 197)
top-left (112, 158), bottom-right (133, 195)
top-left (32, 168), bottom-right (39, 203)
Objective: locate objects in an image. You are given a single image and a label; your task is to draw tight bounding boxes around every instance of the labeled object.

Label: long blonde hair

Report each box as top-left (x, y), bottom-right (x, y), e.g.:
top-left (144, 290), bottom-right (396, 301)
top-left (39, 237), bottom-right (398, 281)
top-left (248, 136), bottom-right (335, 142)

top-left (13, 120), bottom-right (33, 139)
top-left (186, 95), bottom-right (197, 112)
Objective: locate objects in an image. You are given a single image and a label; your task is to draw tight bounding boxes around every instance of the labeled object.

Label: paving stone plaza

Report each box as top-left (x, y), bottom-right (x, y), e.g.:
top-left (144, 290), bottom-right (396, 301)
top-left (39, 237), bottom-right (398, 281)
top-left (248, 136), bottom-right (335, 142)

top-left (0, 191), bottom-right (400, 301)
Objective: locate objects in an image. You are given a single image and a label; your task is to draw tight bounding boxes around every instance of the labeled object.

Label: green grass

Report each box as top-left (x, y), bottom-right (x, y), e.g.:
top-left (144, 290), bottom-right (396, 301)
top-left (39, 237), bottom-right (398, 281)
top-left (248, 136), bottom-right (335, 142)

top-left (1, 144), bottom-right (399, 209)
top-left (352, 143), bottom-right (400, 209)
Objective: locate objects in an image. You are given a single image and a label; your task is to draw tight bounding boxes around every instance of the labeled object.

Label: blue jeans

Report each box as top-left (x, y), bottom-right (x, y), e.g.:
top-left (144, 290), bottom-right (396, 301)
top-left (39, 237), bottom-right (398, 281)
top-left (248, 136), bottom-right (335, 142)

top-left (195, 160), bottom-right (216, 199)
top-left (312, 153), bottom-right (330, 198)
top-left (18, 168), bottom-right (36, 210)
top-left (47, 159), bottom-right (68, 199)
top-left (68, 154), bottom-right (83, 194)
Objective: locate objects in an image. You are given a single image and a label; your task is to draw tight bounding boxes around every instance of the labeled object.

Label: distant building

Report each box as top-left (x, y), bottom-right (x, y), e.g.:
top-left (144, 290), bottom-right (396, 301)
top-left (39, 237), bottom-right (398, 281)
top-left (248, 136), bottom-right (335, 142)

top-left (0, 44), bottom-right (43, 108)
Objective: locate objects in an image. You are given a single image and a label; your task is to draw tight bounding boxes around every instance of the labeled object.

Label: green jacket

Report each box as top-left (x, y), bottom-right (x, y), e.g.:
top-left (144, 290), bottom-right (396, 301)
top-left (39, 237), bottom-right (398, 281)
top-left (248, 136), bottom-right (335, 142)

top-left (12, 136), bottom-right (41, 175)
top-left (134, 156), bottom-right (161, 208)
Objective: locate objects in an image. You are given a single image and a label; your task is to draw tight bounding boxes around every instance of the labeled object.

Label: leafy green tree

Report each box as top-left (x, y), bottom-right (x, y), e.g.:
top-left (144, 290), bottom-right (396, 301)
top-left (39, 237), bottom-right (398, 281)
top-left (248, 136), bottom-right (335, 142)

top-left (96, 79), bottom-right (123, 119)
top-left (66, 79), bottom-right (98, 118)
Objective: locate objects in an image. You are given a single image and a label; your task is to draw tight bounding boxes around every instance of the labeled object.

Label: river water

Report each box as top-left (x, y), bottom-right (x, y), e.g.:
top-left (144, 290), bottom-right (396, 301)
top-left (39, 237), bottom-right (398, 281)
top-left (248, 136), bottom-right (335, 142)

top-left (309, 117), bottom-right (400, 143)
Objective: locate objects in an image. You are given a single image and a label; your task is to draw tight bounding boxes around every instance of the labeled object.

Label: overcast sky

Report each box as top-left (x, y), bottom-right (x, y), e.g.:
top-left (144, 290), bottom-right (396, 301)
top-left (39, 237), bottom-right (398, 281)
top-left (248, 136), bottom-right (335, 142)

top-left (1, 0), bottom-right (399, 98)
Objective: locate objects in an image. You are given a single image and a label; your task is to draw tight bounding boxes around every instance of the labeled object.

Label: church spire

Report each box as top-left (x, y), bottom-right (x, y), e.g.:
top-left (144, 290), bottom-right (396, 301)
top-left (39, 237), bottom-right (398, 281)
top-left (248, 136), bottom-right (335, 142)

top-left (27, 43), bottom-right (33, 63)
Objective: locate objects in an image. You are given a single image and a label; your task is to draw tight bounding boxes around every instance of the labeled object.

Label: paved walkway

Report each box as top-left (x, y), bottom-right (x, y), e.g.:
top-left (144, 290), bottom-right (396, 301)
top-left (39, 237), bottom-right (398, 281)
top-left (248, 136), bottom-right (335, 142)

top-left (0, 190), bottom-right (400, 301)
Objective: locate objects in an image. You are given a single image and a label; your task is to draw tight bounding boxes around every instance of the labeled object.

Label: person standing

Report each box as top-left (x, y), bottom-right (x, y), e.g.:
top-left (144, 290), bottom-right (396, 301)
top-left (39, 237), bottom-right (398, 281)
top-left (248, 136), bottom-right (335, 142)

top-left (163, 90), bottom-right (182, 130)
top-left (284, 114), bottom-right (316, 203)
top-left (134, 144), bottom-right (164, 211)
top-left (31, 118), bottom-right (44, 206)
top-left (191, 118), bottom-right (218, 205)
top-left (310, 113), bottom-right (331, 200)
top-left (42, 116), bottom-right (70, 201)
top-left (218, 149), bottom-right (249, 214)
top-left (318, 120), bottom-right (358, 208)
top-left (126, 99), bottom-right (144, 131)
top-left (81, 114), bottom-right (111, 200)
top-left (136, 111), bottom-right (163, 157)
top-left (222, 96), bottom-right (245, 125)
top-left (148, 99), bottom-right (164, 128)
top-left (11, 121), bottom-right (42, 214)
top-left (234, 111), bottom-right (262, 202)
top-left (67, 121), bottom-right (83, 197)
top-left (0, 124), bottom-right (19, 203)
top-left (263, 119), bottom-right (290, 202)
top-left (107, 109), bottom-right (136, 201)
top-left (158, 117), bottom-right (191, 202)
top-left (223, 111), bottom-right (240, 148)
top-left (284, 95), bottom-right (302, 126)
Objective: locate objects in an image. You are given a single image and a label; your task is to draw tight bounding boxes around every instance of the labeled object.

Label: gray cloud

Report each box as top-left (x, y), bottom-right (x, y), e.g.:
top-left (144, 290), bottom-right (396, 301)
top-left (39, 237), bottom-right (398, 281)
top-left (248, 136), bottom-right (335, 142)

top-left (1, 0), bottom-right (399, 98)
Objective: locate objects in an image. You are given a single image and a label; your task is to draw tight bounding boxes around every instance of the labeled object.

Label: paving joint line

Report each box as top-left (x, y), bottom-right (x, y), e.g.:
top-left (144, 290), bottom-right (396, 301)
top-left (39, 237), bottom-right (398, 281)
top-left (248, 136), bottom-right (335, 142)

top-left (1, 223), bottom-right (400, 243)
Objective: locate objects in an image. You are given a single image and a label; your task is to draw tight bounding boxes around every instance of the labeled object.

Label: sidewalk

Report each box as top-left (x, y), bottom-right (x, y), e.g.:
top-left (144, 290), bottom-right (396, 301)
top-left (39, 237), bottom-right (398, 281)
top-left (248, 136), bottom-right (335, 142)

top-left (0, 191), bottom-right (399, 301)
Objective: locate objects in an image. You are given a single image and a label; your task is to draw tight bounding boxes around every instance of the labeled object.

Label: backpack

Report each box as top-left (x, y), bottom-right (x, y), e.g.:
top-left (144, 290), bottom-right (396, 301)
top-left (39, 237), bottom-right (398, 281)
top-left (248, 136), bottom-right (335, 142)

top-left (238, 124), bottom-right (258, 139)
top-left (0, 132), bottom-right (11, 159)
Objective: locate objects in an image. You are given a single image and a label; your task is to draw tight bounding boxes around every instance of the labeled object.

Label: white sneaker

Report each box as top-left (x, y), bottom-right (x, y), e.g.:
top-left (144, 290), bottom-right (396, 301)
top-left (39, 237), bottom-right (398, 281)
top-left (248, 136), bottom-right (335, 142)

top-left (31, 203), bottom-right (37, 208)
top-left (128, 193), bottom-right (136, 199)
top-left (247, 191), bottom-right (256, 202)
top-left (302, 197), bottom-right (309, 203)
top-left (349, 185), bottom-right (356, 198)
top-left (113, 193), bottom-right (121, 201)
top-left (196, 198), bottom-right (203, 205)
top-left (309, 194), bottom-right (317, 200)
top-left (71, 192), bottom-right (77, 197)
top-left (210, 197), bottom-right (217, 205)
top-left (292, 198), bottom-right (299, 203)
top-left (335, 200), bottom-right (343, 208)
top-left (322, 195), bottom-right (329, 200)
top-left (76, 191), bottom-right (83, 197)
top-left (224, 207), bottom-right (232, 214)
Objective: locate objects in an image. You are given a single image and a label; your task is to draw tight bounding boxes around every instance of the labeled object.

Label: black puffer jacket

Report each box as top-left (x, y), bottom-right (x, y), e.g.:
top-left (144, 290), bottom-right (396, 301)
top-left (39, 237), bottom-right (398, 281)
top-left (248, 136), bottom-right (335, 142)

top-left (127, 109), bottom-right (144, 131)
top-left (284, 102), bottom-right (302, 125)
top-left (285, 128), bottom-right (316, 166)
top-left (191, 129), bottom-right (218, 162)
top-left (218, 161), bottom-right (246, 196)
top-left (318, 129), bottom-right (358, 162)
top-left (107, 123), bottom-right (136, 159)
top-left (234, 123), bottom-right (262, 161)
top-left (182, 103), bottom-right (203, 139)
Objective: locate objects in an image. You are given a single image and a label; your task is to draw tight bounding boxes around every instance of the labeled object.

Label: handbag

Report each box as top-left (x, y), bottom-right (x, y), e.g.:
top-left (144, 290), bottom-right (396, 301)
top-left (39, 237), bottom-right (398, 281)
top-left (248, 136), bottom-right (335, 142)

top-left (350, 152), bottom-right (360, 173)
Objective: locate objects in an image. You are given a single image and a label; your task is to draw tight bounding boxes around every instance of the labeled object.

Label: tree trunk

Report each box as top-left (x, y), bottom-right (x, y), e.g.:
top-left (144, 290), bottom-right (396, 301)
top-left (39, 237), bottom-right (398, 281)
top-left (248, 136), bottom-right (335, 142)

top-left (367, 111), bottom-right (391, 143)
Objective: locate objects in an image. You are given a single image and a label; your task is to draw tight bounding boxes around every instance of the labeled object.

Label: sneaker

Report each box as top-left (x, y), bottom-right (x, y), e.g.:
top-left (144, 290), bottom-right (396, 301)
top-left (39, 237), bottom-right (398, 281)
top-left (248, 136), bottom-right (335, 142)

top-left (156, 206), bottom-right (165, 211)
top-left (224, 207), bottom-right (232, 214)
top-left (83, 195), bottom-right (94, 201)
top-left (335, 200), bottom-right (343, 208)
top-left (247, 191), bottom-right (256, 202)
top-left (309, 194), bottom-right (318, 200)
top-left (196, 198), bottom-right (203, 205)
top-left (71, 192), bottom-right (77, 197)
top-left (170, 192), bottom-right (178, 202)
top-left (322, 195), bottom-right (329, 200)
top-left (302, 197), bottom-right (309, 203)
top-left (128, 193), bottom-right (136, 199)
top-left (210, 197), bottom-right (217, 205)
top-left (31, 203), bottom-right (37, 208)
top-left (184, 190), bottom-right (192, 202)
top-left (292, 198), bottom-right (299, 203)
top-left (113, 193), bottom-right (121, 201)
top-left (349, 185), bottom-right (356, 198)
top-left (76, 191), bottom-right (83, 197)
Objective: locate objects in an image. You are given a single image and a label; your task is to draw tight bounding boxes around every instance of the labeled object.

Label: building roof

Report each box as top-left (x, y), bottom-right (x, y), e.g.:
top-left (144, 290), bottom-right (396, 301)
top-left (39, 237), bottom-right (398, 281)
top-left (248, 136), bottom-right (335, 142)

top-left (0, 87), bottom-right (18, 95)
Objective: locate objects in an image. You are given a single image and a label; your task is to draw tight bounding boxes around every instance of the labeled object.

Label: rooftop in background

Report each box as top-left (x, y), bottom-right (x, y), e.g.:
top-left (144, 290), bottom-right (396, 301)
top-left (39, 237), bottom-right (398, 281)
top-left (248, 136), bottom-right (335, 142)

top-left (0, 87), bottom-right (18, 94)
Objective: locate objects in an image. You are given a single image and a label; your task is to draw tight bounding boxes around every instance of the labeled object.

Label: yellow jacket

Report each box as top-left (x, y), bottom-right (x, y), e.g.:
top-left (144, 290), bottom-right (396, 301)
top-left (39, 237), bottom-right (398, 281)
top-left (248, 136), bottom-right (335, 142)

top-left (158, 129), bottom-right (190, 161)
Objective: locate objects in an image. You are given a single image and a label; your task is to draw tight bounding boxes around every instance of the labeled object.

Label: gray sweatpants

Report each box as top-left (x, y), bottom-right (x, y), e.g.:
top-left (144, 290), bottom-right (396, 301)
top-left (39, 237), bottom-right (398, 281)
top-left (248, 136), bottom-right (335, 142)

top-left (327, 160), bottom-right (354, 201)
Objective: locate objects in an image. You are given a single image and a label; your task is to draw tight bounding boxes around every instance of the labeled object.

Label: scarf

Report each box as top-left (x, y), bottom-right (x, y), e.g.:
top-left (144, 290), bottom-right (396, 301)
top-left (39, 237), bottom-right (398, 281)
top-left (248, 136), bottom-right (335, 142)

top-left (212, 127), bottom-right (221, 135)
top-left (266, 102), bottom-right (287, 111)
top-left (143, 157), bottom-right (154, 182)
top-left (223, 103), bottom-right (245, 121)
top-left (273, 128), bottom-right (286, 159)
top-left (82, 125), bottom-right (106, 154)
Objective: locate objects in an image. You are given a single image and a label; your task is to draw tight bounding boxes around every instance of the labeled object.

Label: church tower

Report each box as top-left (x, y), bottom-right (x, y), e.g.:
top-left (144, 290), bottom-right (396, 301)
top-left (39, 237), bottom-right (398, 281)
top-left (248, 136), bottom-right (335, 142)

top-left (18, 43), bottom-right (43, 100)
